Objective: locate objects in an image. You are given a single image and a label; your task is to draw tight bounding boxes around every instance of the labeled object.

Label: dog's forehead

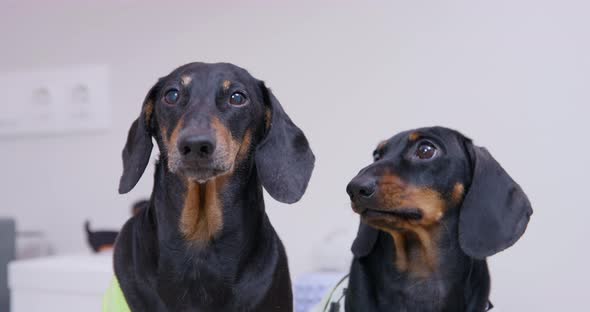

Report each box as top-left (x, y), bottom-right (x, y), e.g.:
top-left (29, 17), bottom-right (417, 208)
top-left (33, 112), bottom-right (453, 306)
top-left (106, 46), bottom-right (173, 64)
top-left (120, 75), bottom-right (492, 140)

top-left (380, 127), bottom-right (462, 152)
top-left (379, 130), bottom-right (416, 151)
top-left (168, 62), bottom-right (254, 83)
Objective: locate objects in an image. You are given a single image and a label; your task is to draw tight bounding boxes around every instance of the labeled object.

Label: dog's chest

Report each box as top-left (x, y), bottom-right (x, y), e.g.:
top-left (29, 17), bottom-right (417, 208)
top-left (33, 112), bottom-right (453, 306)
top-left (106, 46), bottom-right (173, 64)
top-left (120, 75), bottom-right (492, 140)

top-left (395, 277), bottom-right (450, 311)
top-left (155, 258), bottom-right (238, 310)
top-left (348, 254), bottom-right (462, 312)
top-left (154, 247), bottom-right (287, 311)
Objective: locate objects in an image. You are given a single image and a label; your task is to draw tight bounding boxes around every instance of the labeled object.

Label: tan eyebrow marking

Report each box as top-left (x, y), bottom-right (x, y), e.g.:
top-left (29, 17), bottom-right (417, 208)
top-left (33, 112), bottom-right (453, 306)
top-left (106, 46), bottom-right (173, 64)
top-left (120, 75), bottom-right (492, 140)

top-left (181, 75), bottom-right (192, 86)
top-left (222, 80), bottom-right (231, 91)
top-left (409, 132), bottom-right (421, 142)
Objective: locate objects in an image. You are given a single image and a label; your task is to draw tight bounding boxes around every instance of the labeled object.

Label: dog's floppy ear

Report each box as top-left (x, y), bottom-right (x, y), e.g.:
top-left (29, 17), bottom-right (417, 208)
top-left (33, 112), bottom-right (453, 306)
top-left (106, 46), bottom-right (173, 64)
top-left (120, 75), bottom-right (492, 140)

top-left (459, 141), bottom-right (533, 259)
top-left (118, 85), bottom-right (158, 194)
top-left (351, 222), bottom-right (379, 258)
top-left (255, 83), bottom-right (315, 203)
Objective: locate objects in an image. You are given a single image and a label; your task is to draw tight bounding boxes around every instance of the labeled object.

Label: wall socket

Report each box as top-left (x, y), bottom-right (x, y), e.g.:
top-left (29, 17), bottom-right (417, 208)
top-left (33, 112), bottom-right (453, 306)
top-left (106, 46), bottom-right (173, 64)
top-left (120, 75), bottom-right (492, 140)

top-left (0, 65), bottom-right (111, 137)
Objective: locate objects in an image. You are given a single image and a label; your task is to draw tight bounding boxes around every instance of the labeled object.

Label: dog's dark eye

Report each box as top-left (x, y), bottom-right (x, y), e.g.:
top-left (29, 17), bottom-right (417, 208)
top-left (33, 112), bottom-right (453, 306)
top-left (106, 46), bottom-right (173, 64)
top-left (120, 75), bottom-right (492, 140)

top-left (415, 142), bottom-right (437, 160)
top-left (164, 89), bottom-right (179, 104)
top-left (373, 150), bottom-right (382, 161)
top-left (229, 92), bottom-right (248, 106)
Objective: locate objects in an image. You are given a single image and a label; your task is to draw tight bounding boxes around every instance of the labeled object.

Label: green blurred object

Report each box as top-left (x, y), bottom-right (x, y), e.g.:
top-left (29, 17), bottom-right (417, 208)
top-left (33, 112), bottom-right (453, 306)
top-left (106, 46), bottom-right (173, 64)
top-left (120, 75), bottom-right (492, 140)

top-left (102, 277), bottom-right (131, 312)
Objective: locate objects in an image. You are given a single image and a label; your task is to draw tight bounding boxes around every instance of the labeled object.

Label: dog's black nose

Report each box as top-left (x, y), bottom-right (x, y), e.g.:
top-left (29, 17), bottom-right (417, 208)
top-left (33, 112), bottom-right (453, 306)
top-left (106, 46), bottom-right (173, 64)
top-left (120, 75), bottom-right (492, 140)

top-left (347, 176), bottom-right (376, 200)
top-left (179, 135), bottom-right (216, 158)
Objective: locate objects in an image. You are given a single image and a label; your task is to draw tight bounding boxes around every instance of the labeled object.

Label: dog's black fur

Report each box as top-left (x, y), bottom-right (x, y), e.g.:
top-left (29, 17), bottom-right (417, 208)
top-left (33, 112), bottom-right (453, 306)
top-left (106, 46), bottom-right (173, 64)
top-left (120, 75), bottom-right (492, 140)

top-left (345, 127), bottom-right (532, 312)
top-left (114, 62), bottom-right (314, 311)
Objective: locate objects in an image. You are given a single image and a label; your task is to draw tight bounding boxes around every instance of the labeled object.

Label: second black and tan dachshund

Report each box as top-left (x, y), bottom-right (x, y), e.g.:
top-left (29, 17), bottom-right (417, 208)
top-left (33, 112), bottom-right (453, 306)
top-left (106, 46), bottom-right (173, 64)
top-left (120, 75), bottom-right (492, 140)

top-left (345, 127), bottom-right (532, 312)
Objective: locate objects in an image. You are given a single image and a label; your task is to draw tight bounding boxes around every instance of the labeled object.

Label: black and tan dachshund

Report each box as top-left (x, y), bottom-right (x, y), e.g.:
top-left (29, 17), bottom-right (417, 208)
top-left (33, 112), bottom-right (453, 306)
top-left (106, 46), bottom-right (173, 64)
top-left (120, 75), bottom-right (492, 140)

top-left (345, 127), bottom-right (532, 312)
top-left (114, 62), bottom-right (315, 311)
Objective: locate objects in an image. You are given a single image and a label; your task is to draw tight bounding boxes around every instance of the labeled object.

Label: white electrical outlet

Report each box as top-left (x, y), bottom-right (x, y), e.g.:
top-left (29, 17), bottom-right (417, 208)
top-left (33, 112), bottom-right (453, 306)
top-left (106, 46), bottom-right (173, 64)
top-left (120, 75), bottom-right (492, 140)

top-left (0, 64), bottom-right (111, 137)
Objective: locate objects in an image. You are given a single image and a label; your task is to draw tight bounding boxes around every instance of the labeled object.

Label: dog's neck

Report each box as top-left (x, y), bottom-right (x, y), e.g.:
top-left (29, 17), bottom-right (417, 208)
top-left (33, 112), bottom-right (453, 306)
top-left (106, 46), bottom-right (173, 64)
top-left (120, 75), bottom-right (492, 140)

top-left (121, 148), bottom-right (293, 310)
top-left (148, 157), bottom-right (272, 278)
top-left (381, 225), bottom-right (443, 278)
top-left (348, 212), bottom-right (480, 311)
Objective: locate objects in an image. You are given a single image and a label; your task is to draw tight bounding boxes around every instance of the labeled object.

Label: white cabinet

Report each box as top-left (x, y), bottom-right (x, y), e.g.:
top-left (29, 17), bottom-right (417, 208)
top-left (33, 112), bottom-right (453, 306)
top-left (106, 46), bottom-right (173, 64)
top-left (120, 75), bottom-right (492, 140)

top-left (8, 253), bottom-right (112, 312)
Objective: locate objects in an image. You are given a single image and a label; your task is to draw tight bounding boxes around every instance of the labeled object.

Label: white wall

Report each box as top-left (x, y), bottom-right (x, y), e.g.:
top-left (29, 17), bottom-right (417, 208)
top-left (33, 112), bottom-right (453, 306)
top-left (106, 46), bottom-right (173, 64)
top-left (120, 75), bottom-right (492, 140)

top-left (1, 0), bottom-right (588, 310)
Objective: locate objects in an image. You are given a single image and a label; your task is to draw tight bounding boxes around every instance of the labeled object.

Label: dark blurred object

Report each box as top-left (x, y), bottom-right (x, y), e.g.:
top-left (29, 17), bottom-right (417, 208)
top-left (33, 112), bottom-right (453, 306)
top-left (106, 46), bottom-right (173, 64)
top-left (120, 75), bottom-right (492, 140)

top-left (84, 221), bottom-right (118, 253)
top-left (84, 199), bottom-right (148, 252)
top-left (0, 218), bottom-right (16, 312)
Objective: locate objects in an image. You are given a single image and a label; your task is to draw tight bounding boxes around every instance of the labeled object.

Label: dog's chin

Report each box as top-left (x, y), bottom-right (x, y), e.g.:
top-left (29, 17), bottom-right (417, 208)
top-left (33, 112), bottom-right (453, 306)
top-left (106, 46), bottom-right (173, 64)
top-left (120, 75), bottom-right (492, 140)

top-left (179, 166), bottom-right (232, 183)
top-left (353, 203), bottom-right (423, 223)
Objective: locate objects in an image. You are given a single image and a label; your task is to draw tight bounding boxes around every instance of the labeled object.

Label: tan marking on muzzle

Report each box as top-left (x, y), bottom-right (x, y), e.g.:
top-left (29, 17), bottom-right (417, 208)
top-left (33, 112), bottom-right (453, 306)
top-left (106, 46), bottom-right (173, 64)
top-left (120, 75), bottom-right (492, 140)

top-left (378, 173), bottom-right (447, 226)
top-left (160, 126), bottom-right (168, 145)
top-left (170, 119), bottom-right (183, 150)
top-left (366, 172), bottom-right (447, 276)
top-left (451, 182), bottom-right (465, 205)
top-left (161, 119), bottom-right (184, 172)
top-left (211, 117), bottom-right (242, 170)
top-left (179, 120), bottom-right (252, 242)
top-left (235, 129), bottom-right (252, 163)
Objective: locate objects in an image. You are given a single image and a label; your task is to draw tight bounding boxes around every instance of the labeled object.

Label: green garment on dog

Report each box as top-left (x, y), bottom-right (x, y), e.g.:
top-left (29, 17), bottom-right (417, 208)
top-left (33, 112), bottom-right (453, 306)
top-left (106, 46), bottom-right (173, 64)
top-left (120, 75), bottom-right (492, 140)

top-left (102, 278), bottom-right (130, 312)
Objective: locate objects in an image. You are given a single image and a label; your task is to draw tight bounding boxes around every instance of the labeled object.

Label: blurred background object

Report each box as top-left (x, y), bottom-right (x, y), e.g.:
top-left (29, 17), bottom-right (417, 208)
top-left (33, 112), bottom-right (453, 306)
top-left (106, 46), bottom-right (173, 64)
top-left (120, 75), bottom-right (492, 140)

top-left (15, 230), bottom-right (52, 259)
top-left (3, 197), bottom-right (149, 312)
top-left (84, 221), bottom-right (118, 253)
top-left (84, 199), bottom-right (148, 253)
top-left (8, 253), bottom-right (112, 312)
top-left (294, 271), bottom-right (347, 312)
top-left (1, 0), bottom-right (589, 311)
top-left (0, 219), bottom-right (16, 312)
